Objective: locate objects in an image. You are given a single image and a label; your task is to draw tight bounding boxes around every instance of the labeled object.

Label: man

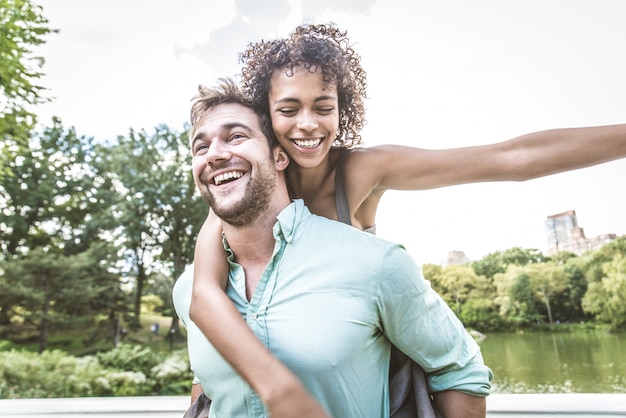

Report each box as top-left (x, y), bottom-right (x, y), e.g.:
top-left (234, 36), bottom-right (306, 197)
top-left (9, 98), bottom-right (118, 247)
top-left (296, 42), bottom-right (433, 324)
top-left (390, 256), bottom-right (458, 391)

top-left (173, 78), bottom-right (492, 417)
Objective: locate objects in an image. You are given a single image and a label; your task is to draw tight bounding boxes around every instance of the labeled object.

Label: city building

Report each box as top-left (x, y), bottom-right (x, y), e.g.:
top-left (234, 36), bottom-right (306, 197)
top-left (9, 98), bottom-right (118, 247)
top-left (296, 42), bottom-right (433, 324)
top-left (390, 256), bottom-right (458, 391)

top-left (544, 210), bottom-right (617, 255)
top-left (443, 250), bottom-right (470, 266)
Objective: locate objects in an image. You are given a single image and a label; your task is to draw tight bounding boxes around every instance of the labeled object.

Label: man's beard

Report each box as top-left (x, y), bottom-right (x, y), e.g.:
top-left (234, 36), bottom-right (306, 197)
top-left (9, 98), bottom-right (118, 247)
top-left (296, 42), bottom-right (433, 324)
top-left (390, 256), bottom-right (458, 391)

top-left (202, 162), bottom-right (277, 227)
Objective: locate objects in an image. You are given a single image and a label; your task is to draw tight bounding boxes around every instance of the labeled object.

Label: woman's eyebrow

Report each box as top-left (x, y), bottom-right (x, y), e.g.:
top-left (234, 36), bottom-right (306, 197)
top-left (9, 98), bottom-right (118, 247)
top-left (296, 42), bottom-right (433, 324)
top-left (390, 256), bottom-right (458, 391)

top-left (273, 95), bottom-right (337, 104)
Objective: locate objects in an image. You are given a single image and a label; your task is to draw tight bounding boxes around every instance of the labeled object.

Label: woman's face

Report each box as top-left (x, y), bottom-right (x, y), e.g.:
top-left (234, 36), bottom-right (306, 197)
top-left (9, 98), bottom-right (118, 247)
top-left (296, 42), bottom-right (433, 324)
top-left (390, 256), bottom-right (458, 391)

top-left (268, 65), bottom-right (339, 169)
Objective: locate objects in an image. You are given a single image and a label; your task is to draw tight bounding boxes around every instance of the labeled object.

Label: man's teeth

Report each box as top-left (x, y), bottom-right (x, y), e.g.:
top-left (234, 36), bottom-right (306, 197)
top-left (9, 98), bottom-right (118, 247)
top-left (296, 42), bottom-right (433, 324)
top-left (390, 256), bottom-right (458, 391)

top-left (214, 171), bottom-right (243, 185)
top-left (293, 138), bottom-right (322, 149)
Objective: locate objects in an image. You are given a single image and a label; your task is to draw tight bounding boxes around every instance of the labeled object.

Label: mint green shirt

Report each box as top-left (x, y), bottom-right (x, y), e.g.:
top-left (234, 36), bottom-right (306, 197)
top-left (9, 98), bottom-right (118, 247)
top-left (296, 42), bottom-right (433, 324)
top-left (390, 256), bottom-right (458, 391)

top-left (173, 199), bottom-right (492, 417)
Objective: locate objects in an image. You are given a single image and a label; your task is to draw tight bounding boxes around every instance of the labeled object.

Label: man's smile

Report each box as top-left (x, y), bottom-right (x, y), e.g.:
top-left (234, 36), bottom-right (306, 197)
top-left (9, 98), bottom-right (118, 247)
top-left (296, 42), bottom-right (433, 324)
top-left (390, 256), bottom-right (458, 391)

top-left (212, 170), bottom-right (245, 185)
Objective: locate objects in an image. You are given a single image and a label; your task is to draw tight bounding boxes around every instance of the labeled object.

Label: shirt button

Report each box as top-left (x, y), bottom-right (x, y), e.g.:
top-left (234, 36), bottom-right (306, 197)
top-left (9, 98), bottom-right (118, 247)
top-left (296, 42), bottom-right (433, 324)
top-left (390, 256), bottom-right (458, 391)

top-left (235, 274), bottom-right (241, 281)
top-left (249, 313), bottom-right (258, 320)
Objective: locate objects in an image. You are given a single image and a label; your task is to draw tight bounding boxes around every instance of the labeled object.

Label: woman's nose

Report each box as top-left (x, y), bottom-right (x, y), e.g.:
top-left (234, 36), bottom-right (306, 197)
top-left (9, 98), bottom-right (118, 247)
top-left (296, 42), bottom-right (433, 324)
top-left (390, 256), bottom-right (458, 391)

top-left (296, 111), bottom-right (319, 131)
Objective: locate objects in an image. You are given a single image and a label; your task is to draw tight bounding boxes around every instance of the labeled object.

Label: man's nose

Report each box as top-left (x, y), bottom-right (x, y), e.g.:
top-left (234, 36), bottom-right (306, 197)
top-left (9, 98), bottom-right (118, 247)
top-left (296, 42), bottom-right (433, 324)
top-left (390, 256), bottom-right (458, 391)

top-left (205, 140), bottom-right (231, 165)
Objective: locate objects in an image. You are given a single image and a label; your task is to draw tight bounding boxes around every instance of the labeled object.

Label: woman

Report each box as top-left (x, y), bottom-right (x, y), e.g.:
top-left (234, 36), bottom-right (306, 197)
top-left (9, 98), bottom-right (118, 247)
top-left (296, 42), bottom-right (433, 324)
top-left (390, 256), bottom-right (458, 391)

top-left (187, 23), bottom-right (626, 417)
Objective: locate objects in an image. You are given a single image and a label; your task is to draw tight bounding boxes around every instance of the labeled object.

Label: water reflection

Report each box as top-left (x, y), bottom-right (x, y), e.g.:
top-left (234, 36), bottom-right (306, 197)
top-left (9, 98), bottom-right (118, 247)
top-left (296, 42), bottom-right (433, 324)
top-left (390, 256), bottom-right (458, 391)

top-left (479, 330), bottom-right (625, 393)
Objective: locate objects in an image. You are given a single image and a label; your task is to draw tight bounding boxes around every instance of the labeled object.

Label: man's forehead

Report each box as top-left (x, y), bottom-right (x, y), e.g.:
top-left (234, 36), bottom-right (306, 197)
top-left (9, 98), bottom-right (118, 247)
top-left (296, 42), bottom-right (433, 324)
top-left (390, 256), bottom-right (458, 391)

top-left (204, 102), bottom-right (257, 124)
top-left (196, 103), bottom-right (259, 136)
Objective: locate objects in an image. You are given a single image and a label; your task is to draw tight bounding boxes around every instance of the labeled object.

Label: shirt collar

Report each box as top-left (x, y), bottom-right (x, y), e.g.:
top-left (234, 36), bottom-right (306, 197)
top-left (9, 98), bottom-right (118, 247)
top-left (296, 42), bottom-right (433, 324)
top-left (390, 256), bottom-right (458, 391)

top-left (273, 199), bottom-right (310, 243)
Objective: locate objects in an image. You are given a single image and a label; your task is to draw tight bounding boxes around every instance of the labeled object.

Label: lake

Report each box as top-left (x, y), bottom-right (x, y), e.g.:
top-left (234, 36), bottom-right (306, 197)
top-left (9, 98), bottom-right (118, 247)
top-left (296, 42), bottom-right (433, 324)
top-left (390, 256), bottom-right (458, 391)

top-left (479, 330), bottom-right (626, 393)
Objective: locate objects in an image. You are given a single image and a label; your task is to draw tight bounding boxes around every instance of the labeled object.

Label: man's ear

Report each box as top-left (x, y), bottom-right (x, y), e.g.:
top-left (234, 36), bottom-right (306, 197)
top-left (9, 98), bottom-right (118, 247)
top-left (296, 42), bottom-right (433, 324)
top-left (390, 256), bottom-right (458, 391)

top-left (274, 146), bottom-right (290, 172)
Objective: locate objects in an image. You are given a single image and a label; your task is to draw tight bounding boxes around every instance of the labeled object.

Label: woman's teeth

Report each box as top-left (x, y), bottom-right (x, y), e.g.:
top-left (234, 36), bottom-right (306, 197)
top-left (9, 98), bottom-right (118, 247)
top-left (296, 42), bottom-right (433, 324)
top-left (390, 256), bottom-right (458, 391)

top-left (293, 138), bottom-right (322, 149)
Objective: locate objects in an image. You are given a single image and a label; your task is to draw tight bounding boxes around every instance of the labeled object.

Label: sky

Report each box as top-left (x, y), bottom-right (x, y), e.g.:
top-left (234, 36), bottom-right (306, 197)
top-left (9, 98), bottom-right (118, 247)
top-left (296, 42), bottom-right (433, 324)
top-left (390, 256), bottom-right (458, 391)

top-left (34, 0), bottom-right (626, 265)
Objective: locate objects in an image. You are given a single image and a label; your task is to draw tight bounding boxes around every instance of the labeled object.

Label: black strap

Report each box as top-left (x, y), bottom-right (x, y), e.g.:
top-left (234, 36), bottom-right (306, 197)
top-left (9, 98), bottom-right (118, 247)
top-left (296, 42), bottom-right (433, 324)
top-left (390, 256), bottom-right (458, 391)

top-left (335, 148), bottom-right (352, 226)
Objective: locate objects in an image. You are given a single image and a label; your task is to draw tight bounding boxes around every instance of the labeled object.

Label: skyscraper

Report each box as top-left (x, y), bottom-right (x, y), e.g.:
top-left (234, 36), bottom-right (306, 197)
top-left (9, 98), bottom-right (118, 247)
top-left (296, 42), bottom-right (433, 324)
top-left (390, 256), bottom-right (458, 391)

top-left (545, 210), bottom-right (616, 255)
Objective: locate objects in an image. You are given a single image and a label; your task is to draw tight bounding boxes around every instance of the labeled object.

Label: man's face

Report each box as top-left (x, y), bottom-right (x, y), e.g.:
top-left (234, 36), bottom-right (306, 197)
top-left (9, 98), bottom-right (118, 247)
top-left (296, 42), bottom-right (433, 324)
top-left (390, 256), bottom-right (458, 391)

top-left (191, 102), bottom-right (278, 226)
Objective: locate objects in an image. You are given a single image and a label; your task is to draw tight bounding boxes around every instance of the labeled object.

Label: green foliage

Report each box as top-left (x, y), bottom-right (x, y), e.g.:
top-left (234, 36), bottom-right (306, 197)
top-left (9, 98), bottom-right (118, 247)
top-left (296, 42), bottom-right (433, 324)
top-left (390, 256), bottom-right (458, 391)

top-left (494, 268), bottom-right (542, 327)
top-left (459, 298), bottom-right (504, 332)
top-left (424, 247), bottom-right (626, 331)
top-left (525, 262), bottom-right (568, 325)
top-left (472, 247), bottom-right (549, 279)
top-left (0, 244), bottom-right (125, 352)
top-left (0, 345), bottom-right (193, 399)
top-left (96, 343), bottom-right (161, 376)
top-left (582, 254), bottom-right (626, 329)
top-left (550, 260), bottom-right (590, 322)
top-left (1, 0), bottom-right (57, 179)
top-left (1, 119), bottom-right (205, 344)
top-left (0, 349), bottom-right (105, 398)
top-left (1, 120), bottom-right (116, 258)
top-left (141, 294), bottom-right (164, 315)
top-left (95, 125), bottom-right (208, 326)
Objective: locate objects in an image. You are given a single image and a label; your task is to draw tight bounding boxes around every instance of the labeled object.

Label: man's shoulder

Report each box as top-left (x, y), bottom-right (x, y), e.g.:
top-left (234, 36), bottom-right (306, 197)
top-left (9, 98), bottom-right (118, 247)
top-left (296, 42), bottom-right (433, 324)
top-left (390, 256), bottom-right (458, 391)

top-left (305, 212), bottom-right (406, 252)
top-left (172, 264), bottom-right (194, 322)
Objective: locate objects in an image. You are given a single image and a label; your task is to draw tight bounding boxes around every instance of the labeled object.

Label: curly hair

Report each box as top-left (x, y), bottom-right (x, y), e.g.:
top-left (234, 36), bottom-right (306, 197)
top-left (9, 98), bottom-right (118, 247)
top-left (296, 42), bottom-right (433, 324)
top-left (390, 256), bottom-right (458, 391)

top-left (239, 23), bottom-right (367, 148)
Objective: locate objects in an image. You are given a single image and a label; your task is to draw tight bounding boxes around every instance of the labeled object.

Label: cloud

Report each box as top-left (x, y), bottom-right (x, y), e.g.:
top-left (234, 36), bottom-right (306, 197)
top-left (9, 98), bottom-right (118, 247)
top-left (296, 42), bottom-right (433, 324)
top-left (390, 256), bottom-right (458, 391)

top-left (303, 0), bottom-right (376, 17)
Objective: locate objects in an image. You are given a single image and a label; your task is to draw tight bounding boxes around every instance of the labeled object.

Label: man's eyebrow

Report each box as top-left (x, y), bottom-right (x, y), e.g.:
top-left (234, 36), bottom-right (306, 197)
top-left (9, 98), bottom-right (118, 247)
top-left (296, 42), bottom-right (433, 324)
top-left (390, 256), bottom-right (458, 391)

top-left (191, 122), bottom-right (254, 145)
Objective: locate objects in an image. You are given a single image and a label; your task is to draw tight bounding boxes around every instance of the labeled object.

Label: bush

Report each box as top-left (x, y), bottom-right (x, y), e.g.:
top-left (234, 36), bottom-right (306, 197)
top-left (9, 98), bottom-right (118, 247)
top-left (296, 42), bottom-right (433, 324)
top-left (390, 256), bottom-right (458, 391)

top-left (0, 349), bottom-right (105, 398)
top-left (0, 345), bottom-right (193, 399)
top-left (96, 344), bottom-right (161, 375)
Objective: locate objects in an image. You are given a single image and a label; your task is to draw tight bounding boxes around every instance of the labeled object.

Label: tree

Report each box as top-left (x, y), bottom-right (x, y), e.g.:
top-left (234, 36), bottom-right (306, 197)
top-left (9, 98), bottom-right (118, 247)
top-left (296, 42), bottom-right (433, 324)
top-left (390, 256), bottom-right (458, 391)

top-left (1, 0), bottom-right (56, 179)
top-left (1, 119), bottom-right (111, 256)
top-left (437, 265), bottom-right (479, 316)
top-left (472, 247), bottom-right (549, 279)
top-left (0, 244), bottom-right (122, 352)
top-left (100, 125), bottom-right (207, 328)
top-left (582, 254), bottom-right (626, 329)
top-left (0, 120), bottom-right (126, 328)
top-left (549, 259), bottom-right (590, 322)
top-left (525, 262), bottom-right (568, 325)
top-left (494, 266), bottom-right (542, 327)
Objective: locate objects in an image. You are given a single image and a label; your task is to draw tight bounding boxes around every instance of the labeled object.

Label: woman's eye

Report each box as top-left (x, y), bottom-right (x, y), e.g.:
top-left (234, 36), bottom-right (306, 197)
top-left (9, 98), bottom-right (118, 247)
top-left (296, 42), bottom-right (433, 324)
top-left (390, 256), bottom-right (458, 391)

top-left (318, 107), bottom-right (334, 114)
top-left (278, 108), bottom-right (297, 116)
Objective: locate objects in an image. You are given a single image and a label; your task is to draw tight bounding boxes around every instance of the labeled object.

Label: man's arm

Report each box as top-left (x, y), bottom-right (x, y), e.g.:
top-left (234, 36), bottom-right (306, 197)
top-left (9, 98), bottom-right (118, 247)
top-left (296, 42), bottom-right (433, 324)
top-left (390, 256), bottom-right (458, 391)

top-left (433, 390), bottom-right (486, 418)
top-left (377, 245), bottom-right (492, 415)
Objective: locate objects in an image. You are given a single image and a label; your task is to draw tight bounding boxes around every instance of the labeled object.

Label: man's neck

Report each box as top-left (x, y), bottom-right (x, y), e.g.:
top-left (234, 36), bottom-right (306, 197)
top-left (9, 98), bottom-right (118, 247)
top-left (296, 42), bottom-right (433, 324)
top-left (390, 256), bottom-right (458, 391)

top-left (221, 198), bottom-right (289, 265)
top-left (222, 200), bottom-right (289, 300)
top-left (222, 214), bottom-right (278, 264)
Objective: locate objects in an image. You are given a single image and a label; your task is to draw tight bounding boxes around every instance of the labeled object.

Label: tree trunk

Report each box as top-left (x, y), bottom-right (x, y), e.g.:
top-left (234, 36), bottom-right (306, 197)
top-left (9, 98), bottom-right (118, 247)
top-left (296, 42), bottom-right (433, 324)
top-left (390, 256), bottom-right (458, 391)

top-left (132, 262), bottom-right (146, 329)
top-left (544, 294), bottom-right (553, 325)
top-left (39, 293), bottom-right (49, 353)
top-left (167, 314), bottom-right (185, 341)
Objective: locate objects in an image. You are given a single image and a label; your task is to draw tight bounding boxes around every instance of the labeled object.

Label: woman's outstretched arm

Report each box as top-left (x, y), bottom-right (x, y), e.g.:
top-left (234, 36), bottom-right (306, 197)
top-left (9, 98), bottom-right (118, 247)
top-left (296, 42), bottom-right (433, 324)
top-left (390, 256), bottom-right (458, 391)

top-left (351, 123), bottom-right (626, 194)
top-left (189, 210), bottom-right (330, 418)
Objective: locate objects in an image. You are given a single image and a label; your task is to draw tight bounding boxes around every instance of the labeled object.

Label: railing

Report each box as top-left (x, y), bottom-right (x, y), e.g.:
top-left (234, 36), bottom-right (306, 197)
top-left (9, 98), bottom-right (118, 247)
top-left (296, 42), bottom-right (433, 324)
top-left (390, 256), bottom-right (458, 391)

top-left (0, 394), bottom-right (625, 417)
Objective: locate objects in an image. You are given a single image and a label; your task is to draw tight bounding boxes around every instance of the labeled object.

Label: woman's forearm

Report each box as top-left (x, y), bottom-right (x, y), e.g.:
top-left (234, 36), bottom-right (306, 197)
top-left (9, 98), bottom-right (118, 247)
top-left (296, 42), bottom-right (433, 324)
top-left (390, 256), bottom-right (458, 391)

top-left (189, 212), bottom-right (328, 416)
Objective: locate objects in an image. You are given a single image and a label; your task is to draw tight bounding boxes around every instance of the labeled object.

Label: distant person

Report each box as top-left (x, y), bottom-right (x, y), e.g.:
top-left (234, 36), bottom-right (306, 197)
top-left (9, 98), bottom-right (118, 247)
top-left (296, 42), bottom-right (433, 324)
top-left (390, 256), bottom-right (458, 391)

top-left (173, 78), bottom-right (493, 417)
top-left (188, 22), bottom-right (626, 417)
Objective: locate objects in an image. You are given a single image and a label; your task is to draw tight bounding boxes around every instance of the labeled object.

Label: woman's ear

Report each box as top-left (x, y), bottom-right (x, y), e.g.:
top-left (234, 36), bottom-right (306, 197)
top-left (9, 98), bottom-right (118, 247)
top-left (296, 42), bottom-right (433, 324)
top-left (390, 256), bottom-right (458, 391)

top-left (274, 147), bottom-right (290, 172)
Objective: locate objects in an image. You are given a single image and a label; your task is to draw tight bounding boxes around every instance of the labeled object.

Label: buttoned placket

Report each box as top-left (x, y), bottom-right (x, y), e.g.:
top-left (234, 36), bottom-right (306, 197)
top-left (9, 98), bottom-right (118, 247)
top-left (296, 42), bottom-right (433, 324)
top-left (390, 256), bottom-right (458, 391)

top-left (228, 231), bottom-right (287, 417)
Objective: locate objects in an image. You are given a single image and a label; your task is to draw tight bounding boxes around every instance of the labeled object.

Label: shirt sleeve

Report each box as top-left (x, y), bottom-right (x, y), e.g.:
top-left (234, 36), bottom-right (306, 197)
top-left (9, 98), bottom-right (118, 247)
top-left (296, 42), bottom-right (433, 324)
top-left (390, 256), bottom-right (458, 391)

top-left (172, 265), bottom-right (202, 385)
top-left (375, 244), bottom-right (493, 396)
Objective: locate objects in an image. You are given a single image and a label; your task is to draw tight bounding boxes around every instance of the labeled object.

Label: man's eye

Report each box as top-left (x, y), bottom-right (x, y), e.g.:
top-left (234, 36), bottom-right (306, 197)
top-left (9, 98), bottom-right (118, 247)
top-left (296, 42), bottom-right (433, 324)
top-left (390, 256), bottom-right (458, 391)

top-left (229, 133), bottom-right (246, 142)
top-left (193, 143), bottom-right (208, 155)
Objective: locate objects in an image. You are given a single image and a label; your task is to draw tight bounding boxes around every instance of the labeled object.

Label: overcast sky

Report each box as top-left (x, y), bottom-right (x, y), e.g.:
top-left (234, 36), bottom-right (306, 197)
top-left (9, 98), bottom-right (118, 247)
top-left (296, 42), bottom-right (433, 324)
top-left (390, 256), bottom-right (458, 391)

top-left (35, 0), bottom-right (626, 265)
